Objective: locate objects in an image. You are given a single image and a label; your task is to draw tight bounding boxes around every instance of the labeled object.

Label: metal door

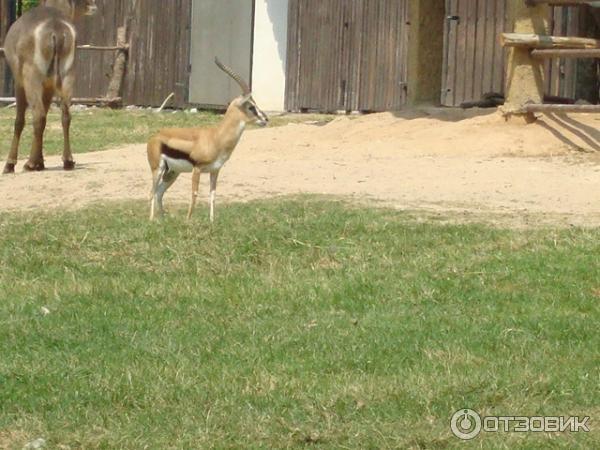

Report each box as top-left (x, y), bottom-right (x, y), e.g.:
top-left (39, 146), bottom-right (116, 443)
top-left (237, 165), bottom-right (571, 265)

top-left (189, 0), bottom-right (254, 107)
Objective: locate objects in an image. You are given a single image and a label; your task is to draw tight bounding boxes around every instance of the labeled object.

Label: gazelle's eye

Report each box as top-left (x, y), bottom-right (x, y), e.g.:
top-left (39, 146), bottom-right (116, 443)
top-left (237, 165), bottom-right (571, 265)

top-left (249, 105), bottom-right (257, 114)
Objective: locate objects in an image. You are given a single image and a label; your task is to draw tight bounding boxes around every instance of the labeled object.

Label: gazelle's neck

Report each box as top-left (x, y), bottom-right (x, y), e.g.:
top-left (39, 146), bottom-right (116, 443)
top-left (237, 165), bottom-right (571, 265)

top-left (216, 105), bottom-right (246, 150)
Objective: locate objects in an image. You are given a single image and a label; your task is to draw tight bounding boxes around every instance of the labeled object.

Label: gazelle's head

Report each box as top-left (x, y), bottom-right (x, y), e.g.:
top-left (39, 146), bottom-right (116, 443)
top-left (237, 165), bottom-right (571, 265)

top-left (215, 58), bottom-right (269, 127)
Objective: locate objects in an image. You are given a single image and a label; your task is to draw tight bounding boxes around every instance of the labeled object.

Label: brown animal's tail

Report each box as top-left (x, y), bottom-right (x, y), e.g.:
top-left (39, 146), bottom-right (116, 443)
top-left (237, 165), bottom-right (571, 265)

top-left (47, 33), bottom-right (62, 89)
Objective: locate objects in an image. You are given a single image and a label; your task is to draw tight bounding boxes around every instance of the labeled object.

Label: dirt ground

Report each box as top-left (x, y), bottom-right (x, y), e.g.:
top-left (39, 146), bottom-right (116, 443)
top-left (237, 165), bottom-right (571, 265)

top-left (1, 108), bottom-right (599, 227)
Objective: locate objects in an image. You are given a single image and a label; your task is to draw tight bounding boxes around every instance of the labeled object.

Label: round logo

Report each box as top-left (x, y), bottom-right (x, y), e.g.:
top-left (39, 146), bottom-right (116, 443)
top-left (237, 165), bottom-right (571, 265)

top-left (451, 409), bottom-right (482, 440)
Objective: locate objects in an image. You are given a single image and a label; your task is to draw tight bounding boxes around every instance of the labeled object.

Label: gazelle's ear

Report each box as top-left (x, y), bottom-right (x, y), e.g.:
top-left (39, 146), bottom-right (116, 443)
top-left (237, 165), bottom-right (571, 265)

top-left (241, 93), bottom-right (253, 103)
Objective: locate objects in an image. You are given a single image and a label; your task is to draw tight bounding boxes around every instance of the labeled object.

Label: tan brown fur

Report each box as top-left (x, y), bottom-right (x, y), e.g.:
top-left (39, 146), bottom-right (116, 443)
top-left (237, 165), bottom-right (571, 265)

top-left (2, 0), bottom-right (97, 174)
top-left (147, 63), bottom-right (269, 221)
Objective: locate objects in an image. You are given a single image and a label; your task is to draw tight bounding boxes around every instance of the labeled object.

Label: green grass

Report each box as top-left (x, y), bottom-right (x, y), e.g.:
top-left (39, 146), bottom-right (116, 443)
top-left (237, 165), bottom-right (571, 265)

top-left (0, 198), bottom-right (598, 449)
top-left (0, 107), bottom-right (333, 159)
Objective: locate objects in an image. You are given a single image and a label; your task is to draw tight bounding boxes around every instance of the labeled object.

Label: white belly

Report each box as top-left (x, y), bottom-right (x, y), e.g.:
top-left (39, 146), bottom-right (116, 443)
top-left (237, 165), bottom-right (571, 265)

top-left (162, 155), bottom-right (194, 173)
top-left (200, 155), bottom-right (230, 173)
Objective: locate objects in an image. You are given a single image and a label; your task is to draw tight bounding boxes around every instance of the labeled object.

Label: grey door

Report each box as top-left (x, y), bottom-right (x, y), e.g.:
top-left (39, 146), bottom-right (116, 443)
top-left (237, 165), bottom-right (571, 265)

top-left (189, 0), bottom-right (254, 107)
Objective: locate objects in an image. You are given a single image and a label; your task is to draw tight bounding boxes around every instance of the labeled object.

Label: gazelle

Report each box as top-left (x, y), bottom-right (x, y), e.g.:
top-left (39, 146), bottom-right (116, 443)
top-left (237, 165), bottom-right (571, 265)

top-left (147, 58), bottom-right (269, 221)
top-left (2, 0), bottom-right (97, 174)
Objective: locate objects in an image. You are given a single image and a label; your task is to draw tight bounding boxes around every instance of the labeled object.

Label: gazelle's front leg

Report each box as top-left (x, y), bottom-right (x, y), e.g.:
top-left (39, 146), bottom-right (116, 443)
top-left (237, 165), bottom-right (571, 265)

top-left (187, 167), bottom-right (201, 220)
top-left (209, 171), bottom-right (219, 223)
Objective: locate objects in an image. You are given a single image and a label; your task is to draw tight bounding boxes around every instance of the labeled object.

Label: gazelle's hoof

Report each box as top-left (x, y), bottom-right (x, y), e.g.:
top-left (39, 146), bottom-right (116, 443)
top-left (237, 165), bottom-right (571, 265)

top-left (2, 163), bottom-right (15, 174)
top-left (63, 160), bottom-right (76, 171)
top-left (22, 161), bottom-right (45, 172)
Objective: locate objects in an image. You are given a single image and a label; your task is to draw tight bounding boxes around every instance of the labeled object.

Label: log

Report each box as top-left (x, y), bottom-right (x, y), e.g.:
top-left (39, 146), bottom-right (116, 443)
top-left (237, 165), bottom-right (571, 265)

top-left (72, 97), bottom-right (123, 106)
top-left (531, 48), bottom-right (600, 58)
top-left (1, 45), bottom-right (127, 54)
top-left (524, 104), bottom-right (600, 113)
top-left (106, 27), bottom-right (129, 100)
top-left (77, 44), bottom-right (129, 52)
top-left (0, 97), bottom-right (122, 106)
top-left (501, 33), bottom-right (600, 49)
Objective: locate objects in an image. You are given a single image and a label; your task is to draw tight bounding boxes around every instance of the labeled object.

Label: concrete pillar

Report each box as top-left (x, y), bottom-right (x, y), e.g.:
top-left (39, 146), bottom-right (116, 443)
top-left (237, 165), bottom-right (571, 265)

top-left (252, 0), bottom-right (289, 112)
top-left (503, 1), bottom-right (551, 117)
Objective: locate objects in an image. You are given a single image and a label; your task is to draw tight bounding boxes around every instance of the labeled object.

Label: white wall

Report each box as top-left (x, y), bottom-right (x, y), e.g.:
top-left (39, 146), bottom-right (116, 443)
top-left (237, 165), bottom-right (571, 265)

top-left (252, 0), bottom-right (288, 112)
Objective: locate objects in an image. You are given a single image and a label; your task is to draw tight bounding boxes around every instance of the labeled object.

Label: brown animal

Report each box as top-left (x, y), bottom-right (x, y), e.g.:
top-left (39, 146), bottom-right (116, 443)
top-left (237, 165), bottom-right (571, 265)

top-left (147, 58), bottom-right (269, 222)
top-left (2, 0), bottom-right (97, 174)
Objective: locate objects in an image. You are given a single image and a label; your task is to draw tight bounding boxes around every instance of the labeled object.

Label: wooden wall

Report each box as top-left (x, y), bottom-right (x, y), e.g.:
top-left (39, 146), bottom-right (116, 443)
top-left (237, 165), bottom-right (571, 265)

top-left (286, 0), bottom-right (409, 113)
top-left (545, 6), bottom-right (584, 100)
top-left (442, 0), bottom-right (508, 107)
top-left (75, 0), bottom-right (193, 107)
top-left (0, 0), bottom-right (16, 96)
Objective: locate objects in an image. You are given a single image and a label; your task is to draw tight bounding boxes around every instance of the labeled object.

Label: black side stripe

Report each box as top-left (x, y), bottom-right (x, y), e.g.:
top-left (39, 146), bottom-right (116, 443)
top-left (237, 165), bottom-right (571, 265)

top-left (161, 144), bottom-right (194, 164)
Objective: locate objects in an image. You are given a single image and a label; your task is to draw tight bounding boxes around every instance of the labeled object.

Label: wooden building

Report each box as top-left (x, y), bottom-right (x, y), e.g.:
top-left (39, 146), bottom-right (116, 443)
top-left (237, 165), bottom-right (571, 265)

top-left (0, 0), bottom-right (595, 111)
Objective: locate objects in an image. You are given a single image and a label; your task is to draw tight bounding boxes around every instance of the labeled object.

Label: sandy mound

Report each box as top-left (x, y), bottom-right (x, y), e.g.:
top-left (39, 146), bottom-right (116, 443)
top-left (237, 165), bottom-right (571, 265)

top-left (1, 108), bottom-right (599, 226)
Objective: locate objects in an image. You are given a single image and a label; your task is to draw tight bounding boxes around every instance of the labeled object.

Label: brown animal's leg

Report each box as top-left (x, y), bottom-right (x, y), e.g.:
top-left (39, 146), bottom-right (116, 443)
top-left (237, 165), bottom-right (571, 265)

top-left (60, 74), bottom-right (75, 170)
top-left (3, 86), bottom-right (28, 174)
top-left (187, 167), bottom-right (201, 220)
top-left (23, 82), bottom-right (52, 172)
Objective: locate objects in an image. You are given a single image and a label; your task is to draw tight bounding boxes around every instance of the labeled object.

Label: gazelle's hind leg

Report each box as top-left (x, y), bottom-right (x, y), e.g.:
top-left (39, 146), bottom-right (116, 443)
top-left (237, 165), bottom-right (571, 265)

top-left (209, 171), bottom-right (219, 223)
top-left (153, 168), bottom-right (179, 219)
top-left (149, 169), bottom-right (161, 220)
top-left (150, 161), bottom-right (167, 220)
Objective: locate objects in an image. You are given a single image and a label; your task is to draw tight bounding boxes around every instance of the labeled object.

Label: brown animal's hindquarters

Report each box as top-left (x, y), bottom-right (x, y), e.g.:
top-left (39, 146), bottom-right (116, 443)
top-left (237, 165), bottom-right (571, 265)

top-left (2, 1), bottom-right (97, 174)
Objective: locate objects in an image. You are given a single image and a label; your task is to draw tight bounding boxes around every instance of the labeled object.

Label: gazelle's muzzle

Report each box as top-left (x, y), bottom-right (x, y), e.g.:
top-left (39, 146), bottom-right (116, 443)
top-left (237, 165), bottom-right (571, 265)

top-left (256, 111), bottom-right (269, 127)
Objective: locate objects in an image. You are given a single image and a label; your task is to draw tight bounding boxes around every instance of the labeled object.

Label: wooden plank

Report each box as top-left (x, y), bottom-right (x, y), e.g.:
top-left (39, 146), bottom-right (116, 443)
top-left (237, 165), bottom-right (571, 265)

top-left (491, 0), bottom-right (507, 95)
top-left (533, 48), bottom-right (600, 57)
top-left (284, 0), bottom-right (299, 110)
top-left (442, 0), bottom-right (458, 105)
top-left (481, 0), bottom-right (496, 94)
top-left (525, 0), bottom-right (596, 5)
top-left (524, 103), bottom-right (600, 112)
top-left (500, 33), bottom-right (600, 48)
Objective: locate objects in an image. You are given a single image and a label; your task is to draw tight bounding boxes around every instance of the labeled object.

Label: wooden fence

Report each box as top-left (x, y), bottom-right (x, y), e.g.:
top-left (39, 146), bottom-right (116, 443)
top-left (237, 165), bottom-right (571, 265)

top-left (285, 0), bottom-right (410, 112)
top-left (545, 5), bottom-right (598, 101)
top-left (442, 0), bottom-right (508, 107)
top-left (75, 0), bottom-right (192, 107)
top-left (0, 0), bottom-right (16, 97)
top-left (0, 0), bottom-right (192, 107)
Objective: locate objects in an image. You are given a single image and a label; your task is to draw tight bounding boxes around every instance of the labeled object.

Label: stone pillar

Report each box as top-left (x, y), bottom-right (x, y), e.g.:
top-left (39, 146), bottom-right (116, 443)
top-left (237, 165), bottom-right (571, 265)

top-left (502, 1), bottom-right (551, 118)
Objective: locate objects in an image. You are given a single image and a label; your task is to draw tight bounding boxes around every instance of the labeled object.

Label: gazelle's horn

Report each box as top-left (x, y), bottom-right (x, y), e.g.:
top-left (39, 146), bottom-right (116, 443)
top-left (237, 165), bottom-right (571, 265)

top-left (215, 57), bottom-right (251, 95)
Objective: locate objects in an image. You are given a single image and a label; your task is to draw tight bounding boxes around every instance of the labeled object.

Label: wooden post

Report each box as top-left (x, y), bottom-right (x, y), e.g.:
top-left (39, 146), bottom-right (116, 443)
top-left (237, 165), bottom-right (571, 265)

top-left (502, 1), bottom-right (551, 119)
top-left (106, 26), bottom-right (128, 101)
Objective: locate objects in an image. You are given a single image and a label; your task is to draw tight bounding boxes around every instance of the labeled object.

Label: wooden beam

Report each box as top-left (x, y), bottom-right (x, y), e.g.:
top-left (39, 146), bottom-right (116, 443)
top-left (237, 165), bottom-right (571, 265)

top-left (1, 45), bottom-right (127, 55)
top-left (77, 44), bottom-right (129, 52)
top-left (524, 103), bottom-right (600, 113)
top-left (531, 48), bottom-right (600, 58)
top-left (525, 0), bottom-right (598, 6)
top-left (501, 33), bottom-right (600, 49)
top-left (1, 97), bottom-right (122, 106)
top-left (106, 27), bottom-right (129, 99)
